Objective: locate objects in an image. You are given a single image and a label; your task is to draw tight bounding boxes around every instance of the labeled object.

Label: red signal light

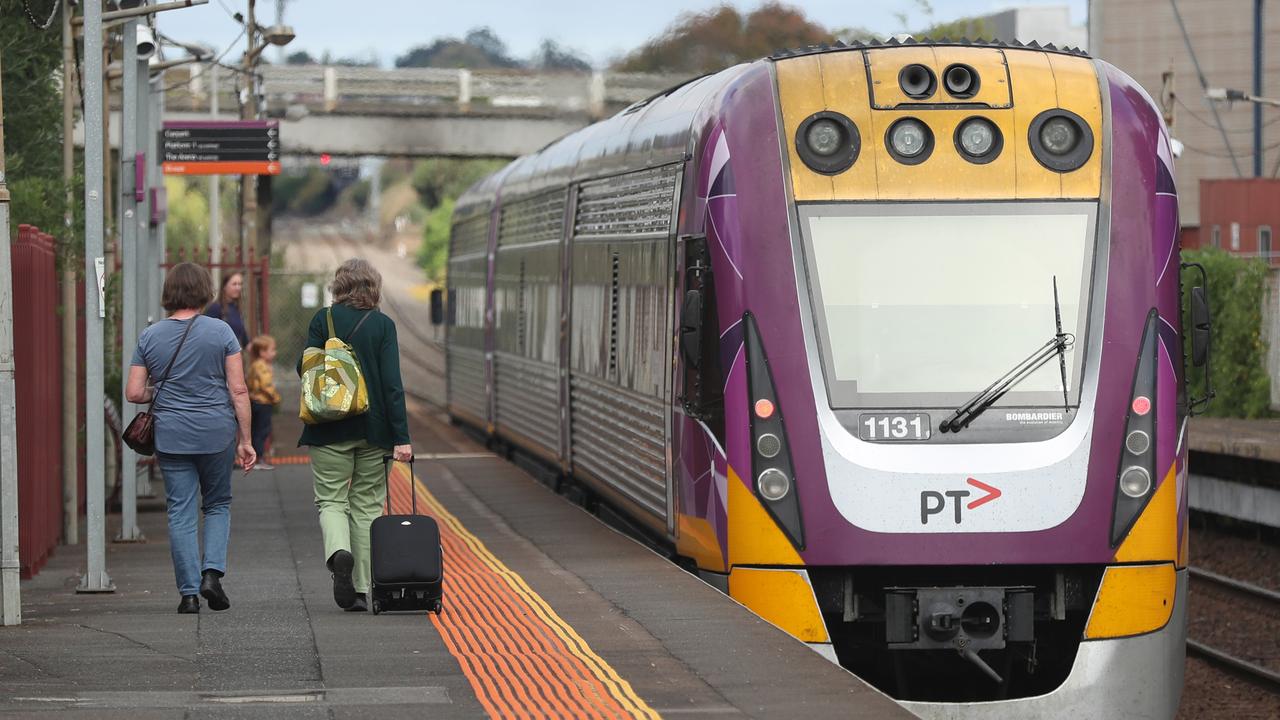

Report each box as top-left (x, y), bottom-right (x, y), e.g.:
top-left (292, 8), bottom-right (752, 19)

top-left (320, 153), bottom-right (331, 166)
top-left (754, 398), bottom-right (775, 419)
top-left (1131, 396), bottom-right (1151, 416)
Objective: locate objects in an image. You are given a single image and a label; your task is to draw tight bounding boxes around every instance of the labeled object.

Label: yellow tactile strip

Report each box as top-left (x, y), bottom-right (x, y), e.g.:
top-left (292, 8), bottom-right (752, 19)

top-left (387, 464), bottom-right (660, 719)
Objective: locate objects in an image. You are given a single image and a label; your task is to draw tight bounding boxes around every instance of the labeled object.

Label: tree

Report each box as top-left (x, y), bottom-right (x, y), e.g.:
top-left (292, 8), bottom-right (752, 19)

top-left (613, 3), bottom-right (828, 74)
top-left (410, 157), bottom-right (507, 209)
top-left (395, 26), bottom-right (520, 69)
top-left (285, 50), bottom-right (316, 65)
top-left (532, 40), bottom-right (591, 72)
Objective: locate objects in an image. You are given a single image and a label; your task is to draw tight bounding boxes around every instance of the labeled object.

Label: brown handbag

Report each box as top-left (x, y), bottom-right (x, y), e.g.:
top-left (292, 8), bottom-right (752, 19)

top-left (123, 316), bottom-right (198, 456)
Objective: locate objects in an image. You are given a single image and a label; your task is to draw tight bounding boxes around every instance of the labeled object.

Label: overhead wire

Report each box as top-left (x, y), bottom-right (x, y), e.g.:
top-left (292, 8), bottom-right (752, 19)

top-left (1168, 0), bottom-right (1243, 176)
top-left (1175, 97), bottom-right (1280, 135)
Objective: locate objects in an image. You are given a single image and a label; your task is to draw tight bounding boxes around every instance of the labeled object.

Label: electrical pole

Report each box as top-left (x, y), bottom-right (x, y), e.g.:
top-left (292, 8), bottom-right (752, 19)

top-left (1254, 0), bottom-right (1265, 178)
top-left (61, 0), bottom-right (80, 546)
top-left (0, 51), bottom-right (25, 625)
top-left (209, 61), bottom-right (221, 282)
top-left (241, 0), bottom-right (259, 334)
top-left (79, 0), bottom-right (115, 594)
top-left (116, 13), bottom-right (143, 543)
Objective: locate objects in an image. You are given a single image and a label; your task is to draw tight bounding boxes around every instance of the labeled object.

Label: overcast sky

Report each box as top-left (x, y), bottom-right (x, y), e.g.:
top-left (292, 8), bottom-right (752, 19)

top-left (156, 1), bottom-right (1088, 68)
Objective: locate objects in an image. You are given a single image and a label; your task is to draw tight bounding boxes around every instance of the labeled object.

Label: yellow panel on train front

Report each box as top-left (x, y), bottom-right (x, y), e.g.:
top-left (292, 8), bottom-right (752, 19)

top-left (775, 45), bottom-right (1103, 202)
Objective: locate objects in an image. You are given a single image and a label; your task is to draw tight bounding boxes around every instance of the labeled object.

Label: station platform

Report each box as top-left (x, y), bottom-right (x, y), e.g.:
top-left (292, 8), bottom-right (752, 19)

top-left (0, 403), bottom-right (910, 719)
top-left (1188, 416), bottom-right (1280, 463)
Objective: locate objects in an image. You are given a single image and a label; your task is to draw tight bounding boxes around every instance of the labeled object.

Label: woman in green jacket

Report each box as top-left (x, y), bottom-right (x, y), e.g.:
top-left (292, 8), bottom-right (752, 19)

top-left (298, 258), bottom-right (412, 611)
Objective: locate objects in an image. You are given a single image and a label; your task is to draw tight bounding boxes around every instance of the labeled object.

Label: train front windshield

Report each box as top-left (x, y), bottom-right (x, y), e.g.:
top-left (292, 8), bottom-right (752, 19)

top-left (799, 202), bottom-right (1098, 410)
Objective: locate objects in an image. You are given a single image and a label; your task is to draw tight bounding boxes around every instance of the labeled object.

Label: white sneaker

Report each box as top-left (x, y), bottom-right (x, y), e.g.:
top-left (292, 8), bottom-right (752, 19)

top-left (255, 463), bottom-right (276, 471)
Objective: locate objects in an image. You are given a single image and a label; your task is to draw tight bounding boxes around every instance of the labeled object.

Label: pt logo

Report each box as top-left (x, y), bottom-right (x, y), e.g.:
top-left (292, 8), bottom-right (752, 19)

top-left (920, 478), bottom-right (1002, 525)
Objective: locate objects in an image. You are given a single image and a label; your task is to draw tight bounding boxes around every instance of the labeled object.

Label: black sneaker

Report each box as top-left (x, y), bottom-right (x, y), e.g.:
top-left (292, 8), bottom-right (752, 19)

top-left (200, 570), bottom-right (231, 611)
top-left (328, 550), bottom-right (356, 609)
top-left (344, 593), bottom-right (368, 612)
top-left (177, 595), bottom-right (200, 614)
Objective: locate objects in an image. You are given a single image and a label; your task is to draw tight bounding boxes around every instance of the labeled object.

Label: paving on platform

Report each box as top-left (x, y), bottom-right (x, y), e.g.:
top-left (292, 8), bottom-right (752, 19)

top-left (0, 403), bottom-right (911, 719)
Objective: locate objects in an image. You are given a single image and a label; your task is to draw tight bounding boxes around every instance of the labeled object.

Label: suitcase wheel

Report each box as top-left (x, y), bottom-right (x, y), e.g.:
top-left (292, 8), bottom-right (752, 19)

top-left (371, 599), bottom-right (382, 615)
top-left (432, 599), bottom-right (443, 615)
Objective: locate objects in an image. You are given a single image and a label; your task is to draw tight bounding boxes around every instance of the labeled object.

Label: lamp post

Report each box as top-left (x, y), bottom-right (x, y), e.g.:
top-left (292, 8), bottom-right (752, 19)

top-left (239, 0), bottom-right (293, 334)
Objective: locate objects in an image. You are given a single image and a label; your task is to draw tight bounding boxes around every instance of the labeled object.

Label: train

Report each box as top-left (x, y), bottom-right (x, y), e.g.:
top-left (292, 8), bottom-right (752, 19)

top-left (433, 38), bottom-right (1213, 718)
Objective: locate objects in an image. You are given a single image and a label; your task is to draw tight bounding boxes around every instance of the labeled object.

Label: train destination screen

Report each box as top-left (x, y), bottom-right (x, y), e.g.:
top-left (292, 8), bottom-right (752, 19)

top-left (800, 202), bottom-right (1097, 410)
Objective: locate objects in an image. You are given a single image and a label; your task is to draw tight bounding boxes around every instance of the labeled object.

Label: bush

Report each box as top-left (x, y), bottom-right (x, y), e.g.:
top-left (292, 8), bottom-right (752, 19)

top-left (1182, 248), bottom-right (1273, 418)
top-left (416, 198), bottom-right (454, 282)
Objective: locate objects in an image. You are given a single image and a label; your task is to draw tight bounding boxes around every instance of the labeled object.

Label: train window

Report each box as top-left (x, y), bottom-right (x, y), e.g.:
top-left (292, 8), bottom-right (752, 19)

top-left (798, 202), bottom-right (1098, 410)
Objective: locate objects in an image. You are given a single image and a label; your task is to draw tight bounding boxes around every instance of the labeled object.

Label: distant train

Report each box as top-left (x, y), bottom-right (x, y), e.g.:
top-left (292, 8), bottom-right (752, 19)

top-left (434, 38), bottom-right (1213, 718)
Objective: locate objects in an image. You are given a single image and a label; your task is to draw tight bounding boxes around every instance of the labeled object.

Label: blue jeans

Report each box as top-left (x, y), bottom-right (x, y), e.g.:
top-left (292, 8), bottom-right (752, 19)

top-left (157, 443), bottom-right (235, 596)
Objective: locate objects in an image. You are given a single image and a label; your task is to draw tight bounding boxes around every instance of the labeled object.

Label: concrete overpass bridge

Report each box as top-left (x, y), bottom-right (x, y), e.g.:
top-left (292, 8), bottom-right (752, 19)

top-left (80, 65), bottom-right (687, 158)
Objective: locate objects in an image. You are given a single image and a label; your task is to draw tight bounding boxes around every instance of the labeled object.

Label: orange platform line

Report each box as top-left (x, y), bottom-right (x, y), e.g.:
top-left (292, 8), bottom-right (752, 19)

top-left (386, 465), bottom-right (659, 720)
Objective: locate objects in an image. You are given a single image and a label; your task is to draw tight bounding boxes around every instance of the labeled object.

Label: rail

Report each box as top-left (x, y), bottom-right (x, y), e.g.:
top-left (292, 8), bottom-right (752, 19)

top-left (1187, 565), bottom-right (1280, 690)
top-left (164, 65), bottom-right (689, 119)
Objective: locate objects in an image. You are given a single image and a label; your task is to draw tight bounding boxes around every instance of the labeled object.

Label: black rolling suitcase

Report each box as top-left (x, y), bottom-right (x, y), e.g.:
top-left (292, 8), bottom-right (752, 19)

top-left (370, 456), bottom-right (444, 615)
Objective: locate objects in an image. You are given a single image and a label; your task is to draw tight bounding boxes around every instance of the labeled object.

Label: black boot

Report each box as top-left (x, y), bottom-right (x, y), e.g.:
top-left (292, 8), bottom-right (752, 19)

top-left (344, 593), bottom-right (368, 612)
top-left (177, 594), bottom-right (200, 614)
top-left (328, 550), bottom-right (356, 609)
top-left (200, 570), bottom-right (231, 611)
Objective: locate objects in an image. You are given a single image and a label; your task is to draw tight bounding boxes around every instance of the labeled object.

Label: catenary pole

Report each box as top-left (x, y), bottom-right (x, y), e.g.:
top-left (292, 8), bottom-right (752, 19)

top-left (1255, 0), bottom-right (1265, 177)
top-left (61, 0), bottom-right (80, 545)
top-left (79, 0), bottom-right (115, 594)
top-left (209, 61), bottom-right (221, 283)
top-left (0, 53), bottom-right (24, 625)
top-left (116, 16), bottom-right (143, 542)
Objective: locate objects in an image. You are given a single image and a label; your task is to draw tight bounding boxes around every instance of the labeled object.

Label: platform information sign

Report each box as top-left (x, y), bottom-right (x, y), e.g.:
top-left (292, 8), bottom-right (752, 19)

top-left (160, 120), bottom-right (281, 176)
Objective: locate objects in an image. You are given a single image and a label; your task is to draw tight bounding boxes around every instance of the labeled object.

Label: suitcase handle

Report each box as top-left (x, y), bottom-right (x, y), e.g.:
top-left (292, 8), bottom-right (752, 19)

top-left (381, 455), bottom-right (416, 516)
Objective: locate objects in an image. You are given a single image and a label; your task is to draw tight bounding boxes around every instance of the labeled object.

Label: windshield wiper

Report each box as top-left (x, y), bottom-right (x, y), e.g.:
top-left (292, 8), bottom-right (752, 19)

top-left (940, 278), bottom-right (1076, 434)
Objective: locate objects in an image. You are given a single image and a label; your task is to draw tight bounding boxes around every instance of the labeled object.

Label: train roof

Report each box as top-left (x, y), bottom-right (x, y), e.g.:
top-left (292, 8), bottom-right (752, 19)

top-left (453, 37), bottom-right (1090, 220)
top-left (769, 36), bottom-right (1090, 61)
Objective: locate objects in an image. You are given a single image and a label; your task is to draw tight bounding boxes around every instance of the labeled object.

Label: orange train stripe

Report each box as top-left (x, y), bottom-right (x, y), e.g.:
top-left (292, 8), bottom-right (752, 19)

top-left (384, 468), bottom-right (658, 719)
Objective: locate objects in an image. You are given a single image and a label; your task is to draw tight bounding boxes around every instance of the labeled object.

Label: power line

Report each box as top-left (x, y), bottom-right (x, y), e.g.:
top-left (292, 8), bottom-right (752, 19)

top-left (1180, 137), bottom-right (1280, 159)
top-left (1169, 0), bottom-right (1244, 177)
top-left (1176, 97), bottom-right (1280, 134)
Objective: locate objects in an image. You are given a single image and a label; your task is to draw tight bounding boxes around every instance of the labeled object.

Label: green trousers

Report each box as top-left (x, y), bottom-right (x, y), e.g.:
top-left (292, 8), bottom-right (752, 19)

top-left (310, 440), bottom-right (387, 594)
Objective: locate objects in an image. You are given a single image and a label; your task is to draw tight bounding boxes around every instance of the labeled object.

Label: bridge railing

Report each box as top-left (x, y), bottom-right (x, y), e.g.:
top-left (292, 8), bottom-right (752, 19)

top-left (172, 65), bottom-right (689, 119)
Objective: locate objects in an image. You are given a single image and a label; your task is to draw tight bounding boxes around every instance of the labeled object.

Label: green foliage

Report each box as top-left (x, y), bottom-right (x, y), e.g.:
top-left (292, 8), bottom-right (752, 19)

top-left (340, 178), bottom-right (370, 211)
top-left (410, 157), bottom-right (506, 208)
top-left (614, 2), bottom-right (827, 74)
top-left (395, 27), bottom-right (519, 69)
top-left (272, 168), bottom-right (336, 216)
top-left (416, 198), bottom-right (454, 283)
top-left (1181, 248), bottom-right (1273, 418)
top-left (163, 177), bottom-right (210, 254)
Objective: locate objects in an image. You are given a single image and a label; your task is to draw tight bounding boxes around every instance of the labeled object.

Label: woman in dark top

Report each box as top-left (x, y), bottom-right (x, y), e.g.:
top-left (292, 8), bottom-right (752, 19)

top-left (205, 271), bottom-right (249, 348)
top-left (298, 258), bottom-right (412, 612)
top-left (126, 263), bottom-right (256, 614)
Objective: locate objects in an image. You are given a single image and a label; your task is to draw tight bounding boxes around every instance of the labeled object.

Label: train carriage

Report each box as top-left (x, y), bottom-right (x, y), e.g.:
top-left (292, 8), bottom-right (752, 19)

top-left (438, 38), bottom-right (1209, 718)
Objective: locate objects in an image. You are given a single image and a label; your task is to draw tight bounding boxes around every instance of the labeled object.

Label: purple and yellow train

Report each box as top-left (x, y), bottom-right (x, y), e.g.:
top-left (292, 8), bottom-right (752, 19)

top-left (438, 39), bottom-right (1212, 718)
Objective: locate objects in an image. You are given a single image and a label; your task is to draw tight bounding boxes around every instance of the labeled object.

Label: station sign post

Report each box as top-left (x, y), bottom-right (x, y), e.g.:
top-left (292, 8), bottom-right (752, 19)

top-left (160, 120), bottom-right (282, 176)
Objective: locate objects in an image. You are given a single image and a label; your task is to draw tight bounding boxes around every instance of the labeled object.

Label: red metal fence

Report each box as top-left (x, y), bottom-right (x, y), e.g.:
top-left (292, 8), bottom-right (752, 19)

top-left (161, 246), bottom-right (271, 336)
top-left (12, 225), bottom-right (64, 578)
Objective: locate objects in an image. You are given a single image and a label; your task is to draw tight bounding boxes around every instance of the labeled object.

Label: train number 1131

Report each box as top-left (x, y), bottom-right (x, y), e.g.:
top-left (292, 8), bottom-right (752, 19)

top-left (858, 413), bottom-right (931, 441)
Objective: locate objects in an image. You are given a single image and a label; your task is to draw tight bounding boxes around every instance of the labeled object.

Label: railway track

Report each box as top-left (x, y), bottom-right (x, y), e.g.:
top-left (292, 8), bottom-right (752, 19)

top-left (1187, 565), bottom-right (1280, 691)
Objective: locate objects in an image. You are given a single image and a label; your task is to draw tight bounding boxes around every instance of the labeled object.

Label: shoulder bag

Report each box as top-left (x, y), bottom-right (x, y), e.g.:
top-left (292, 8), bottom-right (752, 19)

top-left (122, 316), bottom-right (198, 456)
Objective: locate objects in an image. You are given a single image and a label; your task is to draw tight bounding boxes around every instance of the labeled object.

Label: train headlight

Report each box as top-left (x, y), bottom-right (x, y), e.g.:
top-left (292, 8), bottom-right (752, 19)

top-left (886, 118), bottom-right (934, 165)
top-left (795, 112), bottom-right (860, 175)
top-left (954, 118), bottom-right (1002, 164)
top-left (1125, 430), bottom-right (1151, 455)
top-left (1120, 466), bottom-right (1151, 498)
top-left (756, 433), bottom-right (782, 459)
top-left (758, 468), bottom-right (791, 501)
top-left (1029, 109), bottom-right (1094, 172)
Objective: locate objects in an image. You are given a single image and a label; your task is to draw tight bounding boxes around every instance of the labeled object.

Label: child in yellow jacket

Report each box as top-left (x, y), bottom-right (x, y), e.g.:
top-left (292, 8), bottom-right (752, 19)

top-left (247, 335), bottom-right (282, 470)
